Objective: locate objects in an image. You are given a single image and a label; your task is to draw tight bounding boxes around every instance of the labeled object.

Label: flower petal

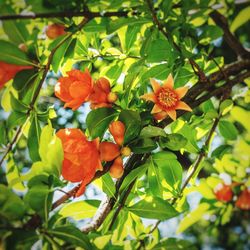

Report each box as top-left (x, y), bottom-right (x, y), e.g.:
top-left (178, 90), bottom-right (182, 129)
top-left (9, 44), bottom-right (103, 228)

top-left (150, 79), bottom-right (161, 92)
top-left (175, 86), bottom-right (189, 99)
top-left (151, 104), bottom-right (162, 114)
top-left (176, 101), bottom-right (192, 111)
top-left (163, 74), bottom-right (174, 89)
top-left (166, 110), bottom-right (177, 120)
top-left (140, 93), bottom-right (156, 102)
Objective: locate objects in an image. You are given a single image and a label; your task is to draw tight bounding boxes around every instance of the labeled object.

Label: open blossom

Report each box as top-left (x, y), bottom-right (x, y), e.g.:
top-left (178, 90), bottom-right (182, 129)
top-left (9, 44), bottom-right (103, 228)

top-left (236, 188), bottom-right (250, 210)
top-left (99, 121), bottom-right (130, 178)
top-left (89, 77), bottom-right (117, 109)
top-left (214, 183), bottom-right (233, 202)
top-left (140, 74), bottom-right (192, 121)
top-left (0, 61), bottom-right (33, 89)
top-left (56, 128), bottom-right (102, 197)
top-left (46, 24), bottom-right (66, 39)
top-left (55, 69), bottom-right (93, 110)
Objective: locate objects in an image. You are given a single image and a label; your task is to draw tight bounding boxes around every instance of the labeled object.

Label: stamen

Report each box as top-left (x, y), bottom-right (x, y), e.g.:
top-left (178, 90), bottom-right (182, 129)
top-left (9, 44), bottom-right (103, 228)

top-left (156, 87), bottom-right (178, 110)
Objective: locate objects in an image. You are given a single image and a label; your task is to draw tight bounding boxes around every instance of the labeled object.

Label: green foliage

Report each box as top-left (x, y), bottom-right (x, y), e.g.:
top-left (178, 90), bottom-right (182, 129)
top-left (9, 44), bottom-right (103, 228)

top-left (0, 0), bottom-right (249, 249)
top-left (86, 107), bottom-right (118, 139)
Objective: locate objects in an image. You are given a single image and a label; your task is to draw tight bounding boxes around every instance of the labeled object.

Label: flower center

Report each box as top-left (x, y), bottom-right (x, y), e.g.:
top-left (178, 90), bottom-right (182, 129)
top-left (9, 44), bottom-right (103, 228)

top-left (156, 87), bottom-right (178, 110)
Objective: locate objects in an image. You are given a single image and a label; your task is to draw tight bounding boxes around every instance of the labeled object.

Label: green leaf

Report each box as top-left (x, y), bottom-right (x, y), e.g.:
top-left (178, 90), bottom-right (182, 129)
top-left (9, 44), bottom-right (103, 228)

top-left (153, 238), bottom-right (197, 250)
top-left (199, 25), bottom-right (223, 45)
top-left (140, 125), bottom-right (167, 138)
top-left (159, 133), bottom-right (188, 151)
top-left (51, 35), bottom-right (72, 73)
top-left (12, 69), bottom-right (38, 92)
top-left (120, 164), bottom-right (147, 194)
top-left (102, 173), bottom-right (116, 198)
top-left (0, 40), bottom-right (32, 65)
top-left (27, 114), bottom-right (41, 161)
top-left (0, 184), bottom-right (25, 220)
top-left (141, 64), bottom-right (171, 82)
top-left (7, 111), bottom-right (26, 129)
top-left (25, 175), bottom-right (53, 219)
top-left (2, 19), bottom-right (29, 44)
top-left (130, 138), bottom-right (158, 153)
top-left (147, 151), bottom-right (182, 193)
top-left (10, 92), bottom-right (28, 112)
top-left (38, 123), bottom-right (63, 176)
top-left (218, 120), bottom-right (238, 140)
top-left (86, 108), bottom-right (118, 139)
top-left (148, 156), bottom-right (163, 197)
top-left (47, 225), bottom-right (92, 250)
top-left (128, 196), bottom-right (179, 220)
top-left (177, 203), bottom-right (210, 233)
top-left (219, 99), bottom-right (233, 116)
top-left (231, 6), bottom-right (250, 32)
top-left (125, 25), bottom-right (141, 52)
top-left (59, 200), bottom-right (100, 220)
top-left (84, 18), bottom-right (109, 32)
top-left (211, 145), bottom-right (232, 159)
top-left (119, 110), bottom-right (141, 144)
top-left (107, 17), bottom-right (151, 34)
top-left (146, 39), bottom-right (174, 63)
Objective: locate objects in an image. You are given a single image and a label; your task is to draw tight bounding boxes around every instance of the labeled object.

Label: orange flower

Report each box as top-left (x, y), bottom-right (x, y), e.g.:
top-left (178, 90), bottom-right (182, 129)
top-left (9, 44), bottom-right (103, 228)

top-left (214, 183), bottom-right (233, 202)
top-left (235, 189), bottom-right (250, 210)
top-left (0, 61), bottom-right (33, 89)
top-left (140, 74), bottom-right (192, 121)
top-left (88, 77), bottom-right (117, 109)
top-left (55, 69), bottom-right (93, 110)
top-left (46, 24), bottom-right (66, 39)
top-left (56, 128), bottom-right (102, 197)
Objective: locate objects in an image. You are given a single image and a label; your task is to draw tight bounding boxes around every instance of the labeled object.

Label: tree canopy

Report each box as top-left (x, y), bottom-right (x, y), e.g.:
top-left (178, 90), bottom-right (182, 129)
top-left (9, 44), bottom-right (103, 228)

top-left (0, 0), bottom-right (249, 249)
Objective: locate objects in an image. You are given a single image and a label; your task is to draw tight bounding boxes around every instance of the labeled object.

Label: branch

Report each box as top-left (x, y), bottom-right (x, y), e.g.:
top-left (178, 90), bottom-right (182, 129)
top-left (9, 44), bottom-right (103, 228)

top-left (209, 10), bottom-right (250, 59)
top-left (0, 10), bottom-right (132, 20)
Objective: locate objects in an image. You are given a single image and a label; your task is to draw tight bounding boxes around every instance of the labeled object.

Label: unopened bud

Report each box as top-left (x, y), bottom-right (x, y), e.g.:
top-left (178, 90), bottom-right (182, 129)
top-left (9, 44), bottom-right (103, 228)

top-left (107, 92), bottom-right (118, 103)
top-left (121, 146), bottom-right (131, 157)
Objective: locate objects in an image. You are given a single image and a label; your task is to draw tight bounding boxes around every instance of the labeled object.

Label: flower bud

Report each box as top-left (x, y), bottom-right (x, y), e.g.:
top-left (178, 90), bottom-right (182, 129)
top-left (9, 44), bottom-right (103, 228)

top-left (99, 141), bottom-right (120, 162)
top-left (46, 24), bottom-right (66, 39)
top-left (109, 157), bottom-right (124, 178)
top-left (121, 146), bottom-right (131, 157)
top-left (107, 92), bottom-right (118, 103)
top-left (109, 121), bottom-right (125, 146)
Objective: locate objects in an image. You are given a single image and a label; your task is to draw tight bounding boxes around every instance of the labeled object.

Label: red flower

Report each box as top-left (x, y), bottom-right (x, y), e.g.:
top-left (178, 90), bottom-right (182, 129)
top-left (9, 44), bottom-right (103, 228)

top-left (88, 77), bottom-right (117, 109)
top-left (56, 128), bottom-right (102, 197)
top-left (46, 24), bottom-right (66, 39)
top-left (236, 189), bottom-right (250, 210)
top-left (0, 61), bottom-right (33, 89)
top-left (55, 69), bottom-right (93, 110)
top-left (214, 183), bottom-right (233, 202)
top-left (140, 74), bottom-right (192, 121)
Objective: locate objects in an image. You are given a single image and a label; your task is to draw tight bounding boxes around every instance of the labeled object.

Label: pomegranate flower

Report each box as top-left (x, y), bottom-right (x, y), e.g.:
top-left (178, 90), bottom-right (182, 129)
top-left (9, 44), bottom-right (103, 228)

top-left (140, 74), bottom-right (192, 121)
top-left (56, 128), bottom-right (102, 197)
top-left (236, 189), bottom-right (250, 210)
top-left (89, 77), bottom-right (117, 109)
top-left (55, 69), bottom-right (93, 110)
top-left (214, 183), bottom-right (233, 202)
